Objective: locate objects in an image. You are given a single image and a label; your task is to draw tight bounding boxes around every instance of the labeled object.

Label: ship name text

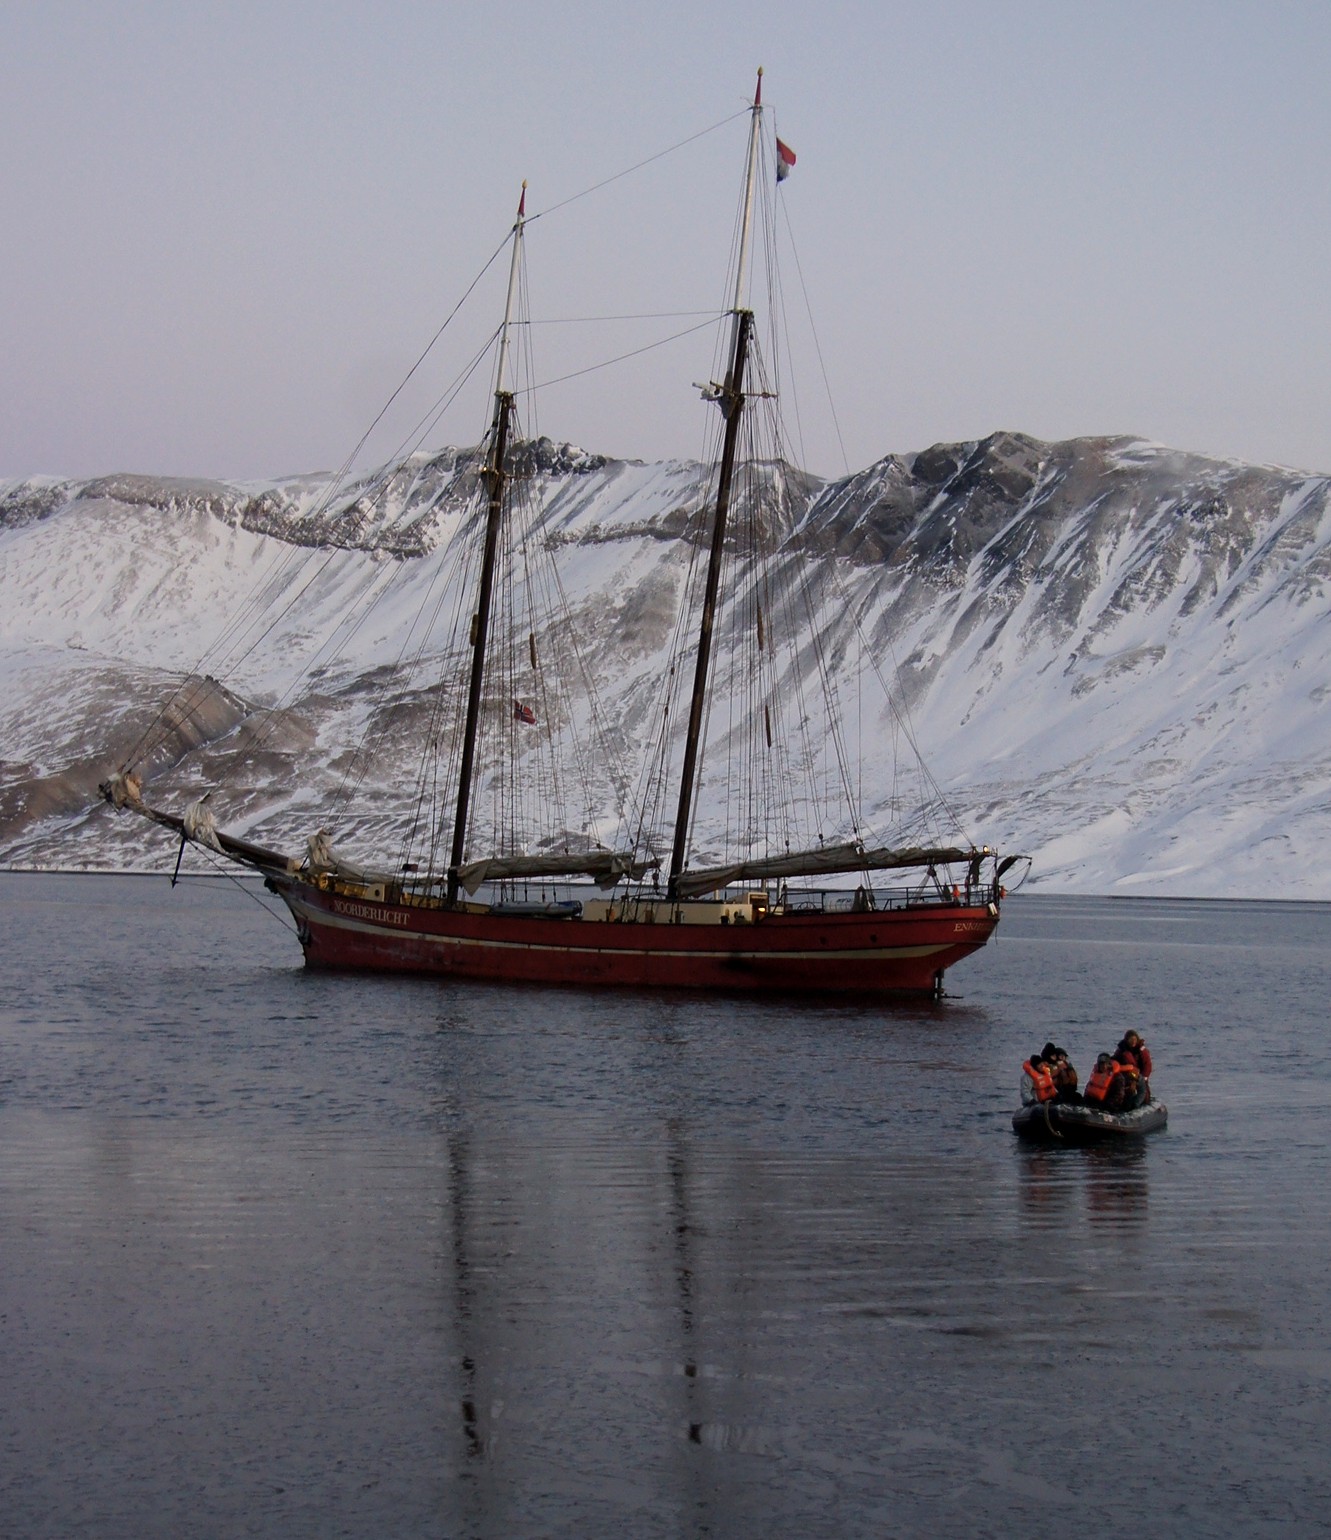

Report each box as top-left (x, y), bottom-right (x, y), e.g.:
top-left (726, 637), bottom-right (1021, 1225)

top-left (331, 899), bottom-right (410, 927)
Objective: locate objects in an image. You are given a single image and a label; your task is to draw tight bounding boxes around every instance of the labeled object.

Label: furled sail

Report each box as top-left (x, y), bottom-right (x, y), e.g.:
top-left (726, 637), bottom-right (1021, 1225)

top-left (675, 843), bottom-right (978, 899)
top-left (457, 851), bottom-right (660, 896)
top-left (302, 831), bottom-right (403, 886)
top-left (99, 774), bottom-right (296, 874)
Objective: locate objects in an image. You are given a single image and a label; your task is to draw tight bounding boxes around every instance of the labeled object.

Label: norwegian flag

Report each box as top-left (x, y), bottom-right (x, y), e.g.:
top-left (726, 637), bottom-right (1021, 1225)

top-left (513, 699), bottom-right (537, 726)
top-left (776, 137), bottom-right (797, 182)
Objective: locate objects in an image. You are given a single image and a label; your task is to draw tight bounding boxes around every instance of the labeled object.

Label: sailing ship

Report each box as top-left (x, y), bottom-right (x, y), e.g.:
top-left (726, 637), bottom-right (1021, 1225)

top-left (101, 72), bottom-right (1022, 994)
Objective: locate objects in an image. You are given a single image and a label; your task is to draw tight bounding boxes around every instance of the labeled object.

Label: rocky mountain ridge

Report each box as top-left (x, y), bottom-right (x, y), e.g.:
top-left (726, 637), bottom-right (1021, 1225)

top-left (4, 429), bottom-right (1330, 896)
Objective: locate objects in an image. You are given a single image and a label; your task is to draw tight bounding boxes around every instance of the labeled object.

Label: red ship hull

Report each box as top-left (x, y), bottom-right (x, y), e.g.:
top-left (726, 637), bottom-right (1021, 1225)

top-left (269, 877), bottom-right (999, 994)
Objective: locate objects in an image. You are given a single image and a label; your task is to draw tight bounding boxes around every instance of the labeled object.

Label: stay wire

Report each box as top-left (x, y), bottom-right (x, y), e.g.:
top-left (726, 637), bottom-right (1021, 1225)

top-left (526, 110), bottom-right (749, 223)
top-left (517, 317), bottom-right (720, 396)
top-left (121, 235), bottom-right (513, 777)
top-left (152, 330), bottom-right (503, 801)
top-left (335, 233), bottom-right (512, 485)
top-left (175, 855), bottom-right (299, 936)
top-left (777, 191), bottom-right (851, 479)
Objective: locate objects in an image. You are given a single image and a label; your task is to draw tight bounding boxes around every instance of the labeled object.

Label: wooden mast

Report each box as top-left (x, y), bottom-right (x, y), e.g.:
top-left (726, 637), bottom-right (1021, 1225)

top-left (447, 184), bottom-right (526, 905)
top-left (666, 71), bottom-right (765, 904)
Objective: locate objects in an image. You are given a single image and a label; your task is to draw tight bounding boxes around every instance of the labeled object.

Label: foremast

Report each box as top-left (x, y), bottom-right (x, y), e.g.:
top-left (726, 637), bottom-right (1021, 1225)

top-left (666, 69), bottom-right (766, 905)
top-left (446, 183), bottom-right (527, 906)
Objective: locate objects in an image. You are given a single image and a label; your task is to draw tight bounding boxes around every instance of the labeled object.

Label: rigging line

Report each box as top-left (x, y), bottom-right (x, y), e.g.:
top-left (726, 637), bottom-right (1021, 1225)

top-left (777, 192), bottom-right (851, 479)
top-left (176, 858), bottom-right (299, 935)
top-left (516, 317), bottom-right (721, 395)
top-left (623, 284), bottom-right (729, 860)
top-left (206, 544), bottom-right (319, 666)
top-left (333, 232), bottom-right (513, 484)
top-left (789, 541), bottom-right (861, 830)
top-left (527, 109), bottom-right (749, 222)
top-left (122, 475), bottom-right (381, 772)
top-left (208, 552), bottom-right (373, 729)
top-left (320, 567), bottom-right (444, 815)
top-left (765, 190), bottom-right (809, 476)
top-left (333, 332), bottom-right (501, 516)
top-left (753, 346), bottom-right (865, 838)
top-left (121, 332), bottom-right (504, 775)
top-left (807, 528), bottom-right (965, 842)
top-left (778, 535), bottom-right (856, 842)
top-left (426, 506), bottom-right (486, 858)
top-left (212, 451), bottom-right (485, 779)
top-left (402, 635), bottom-right (468, 877)
top-left (204, 245), bottom-right (507, 709)
top-left (543, 540), bottom-right (633, 842)
top-left (393, 490), bottom-right (490, 862)
top-left (126, 163), bottom-right (687, 777)
top-left (525, 310), bottom-right (718, 324)
top-left (423, 445), bottom-right (506, 870)
top-left (625, 452), bottom-right (717, 859)
top-left (214, 235), bottom-right (507, 647)
top-left (119, 539), bottom-right (311, 773)
top-left (201, 532), bottom-right (421, 795)
top-left (271, 358), bottom-right (495, 635)
top-left (244, 324), bottom-right (478, 558)
top-left (851, 596), bottom-right (967, 838)
top-left (333, 474), bottom-right (492, 820)
top-left (739, 344), bottom-right (831, 850)
top-left (516, 257), bottom-right (541, 446)
top-left (748, 455), bottom-right (798, 854)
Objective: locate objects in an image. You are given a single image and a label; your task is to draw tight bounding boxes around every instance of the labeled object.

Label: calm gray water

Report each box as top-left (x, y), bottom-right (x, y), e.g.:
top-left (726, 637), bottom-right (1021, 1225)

top-left (1, 872), bottom-right (1329, 1538)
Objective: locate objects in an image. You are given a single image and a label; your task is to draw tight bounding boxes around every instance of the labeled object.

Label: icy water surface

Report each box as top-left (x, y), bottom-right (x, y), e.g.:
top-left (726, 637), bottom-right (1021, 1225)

top-left (1, 873), bottom-right (1329, 1537)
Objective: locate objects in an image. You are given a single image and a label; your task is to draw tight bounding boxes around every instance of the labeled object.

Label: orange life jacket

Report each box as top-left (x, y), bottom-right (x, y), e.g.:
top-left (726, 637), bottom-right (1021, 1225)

top-left (1022, 1059), bottom-right (1057, 1103)
top-left (1085, 1063), bottom-right (1117, 1103)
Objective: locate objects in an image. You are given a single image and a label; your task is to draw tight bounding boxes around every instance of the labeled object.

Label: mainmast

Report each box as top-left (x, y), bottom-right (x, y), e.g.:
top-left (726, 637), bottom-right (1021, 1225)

top-left (447, 183), bottom-right (526, 905)
top-left (666, 70), bottom-right (765, 904)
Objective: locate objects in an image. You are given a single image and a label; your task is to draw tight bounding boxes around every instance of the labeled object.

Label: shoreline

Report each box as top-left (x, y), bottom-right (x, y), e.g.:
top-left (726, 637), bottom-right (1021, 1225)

top-left (3, 867), bottom-right (1330, 906)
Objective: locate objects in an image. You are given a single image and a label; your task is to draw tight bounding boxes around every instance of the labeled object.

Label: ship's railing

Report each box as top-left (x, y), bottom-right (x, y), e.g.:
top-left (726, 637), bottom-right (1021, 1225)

top-left (427, 875), bottom-right (994, 916)
top-left (763, 882), bottom-right (991, 914)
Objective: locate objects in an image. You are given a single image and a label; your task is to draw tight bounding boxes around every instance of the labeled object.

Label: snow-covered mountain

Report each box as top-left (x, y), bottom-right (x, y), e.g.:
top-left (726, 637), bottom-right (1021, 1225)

top-left (5, 429), bottom-right (1331, 897)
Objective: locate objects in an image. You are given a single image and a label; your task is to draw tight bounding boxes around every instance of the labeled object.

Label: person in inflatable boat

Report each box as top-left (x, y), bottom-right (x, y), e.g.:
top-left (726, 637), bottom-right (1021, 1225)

top-left (1084, 1053), bottom-right (1118, 1106)
top-left (1041, 1042), bottom-right (1082, 1104)
top-left (1103, 1057), bottom-right (1146, 1113)
top-left (1020, 1053), bottom-right (1057, 1106)
top-left (1114, 1030), bottom-right (1153, 1088)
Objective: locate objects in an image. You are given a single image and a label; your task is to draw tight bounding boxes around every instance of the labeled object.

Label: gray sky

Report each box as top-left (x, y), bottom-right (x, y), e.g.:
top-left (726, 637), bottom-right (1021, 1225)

top-left (5, 0), bottom-right (1331, 482)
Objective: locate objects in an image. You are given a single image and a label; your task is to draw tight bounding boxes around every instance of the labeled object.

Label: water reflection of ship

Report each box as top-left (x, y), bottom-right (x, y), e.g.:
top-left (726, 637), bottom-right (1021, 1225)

top-left (667, 1120), bottom-right (708, 1453)
top-left (441, 1120), bottom-right (720, 1478)
top-left (440, 1113), bottom-right (756, 1489)
top-left (446, 1133), bottom-right (488, 1467)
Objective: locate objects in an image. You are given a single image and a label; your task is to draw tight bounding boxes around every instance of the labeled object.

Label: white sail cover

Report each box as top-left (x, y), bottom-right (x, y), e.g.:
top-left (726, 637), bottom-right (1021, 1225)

top-left (457, 851), bottom-right (659, 896)
top-left (675, 843), bottom-right (976, 899)
top-left (183, 796), bottom-right (223, 854)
